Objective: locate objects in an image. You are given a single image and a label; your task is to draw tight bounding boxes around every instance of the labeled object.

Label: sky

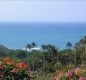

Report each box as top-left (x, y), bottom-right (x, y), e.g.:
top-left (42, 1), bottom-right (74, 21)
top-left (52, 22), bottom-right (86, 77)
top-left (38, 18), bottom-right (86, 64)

top-left (0, 0), bottom-right (86, 22)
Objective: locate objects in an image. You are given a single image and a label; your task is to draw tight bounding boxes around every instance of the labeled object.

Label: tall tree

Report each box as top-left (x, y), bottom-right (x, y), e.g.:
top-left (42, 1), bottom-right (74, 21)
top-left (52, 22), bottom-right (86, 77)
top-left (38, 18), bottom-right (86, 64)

top-left (25, 44), bottom-right (32, 52)
top-left (25, 44), bottom-right (31, 49)
top-left (74, 36), bottom-right (86, 65)
top-left (46, 44), bottom-right (58, 62)
top-left (31, 42), bottom-right (37, 48)
top-left (79, 36), bottom-right (86, 64)
top-left (66, 42), bottom-right (72, 49)
top-left (41, 44), bottom-right (47, 51)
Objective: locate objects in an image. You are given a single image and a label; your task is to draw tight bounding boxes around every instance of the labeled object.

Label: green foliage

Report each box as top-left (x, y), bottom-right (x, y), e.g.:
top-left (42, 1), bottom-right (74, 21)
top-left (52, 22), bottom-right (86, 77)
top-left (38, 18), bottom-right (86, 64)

top-left (0, 51), bottom-right (6, 57)
top-left (30, 71), bottom-right (54, 80)
top-left (0, 36), bottom-right (86, 79)
top-left (41, 61), bottom-right (62, 73)
top-left (15, 50), bottom-right (27, 59)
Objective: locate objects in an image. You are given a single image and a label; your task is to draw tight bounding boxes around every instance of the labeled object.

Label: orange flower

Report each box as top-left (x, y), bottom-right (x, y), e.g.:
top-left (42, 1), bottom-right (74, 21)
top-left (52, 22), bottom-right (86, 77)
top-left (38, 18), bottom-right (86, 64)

top-left (3, 57), bottom-right (16, 65)
top-left (17, 62), bottom-right (27, 69)
top-left (3, 57), bottom-right (11, 62)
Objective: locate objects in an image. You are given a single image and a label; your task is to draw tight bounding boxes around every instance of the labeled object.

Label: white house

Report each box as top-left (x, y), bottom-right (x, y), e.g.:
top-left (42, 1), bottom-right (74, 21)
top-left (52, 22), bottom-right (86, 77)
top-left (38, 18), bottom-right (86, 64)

top-left (22, 47), bottom-right (41, 52)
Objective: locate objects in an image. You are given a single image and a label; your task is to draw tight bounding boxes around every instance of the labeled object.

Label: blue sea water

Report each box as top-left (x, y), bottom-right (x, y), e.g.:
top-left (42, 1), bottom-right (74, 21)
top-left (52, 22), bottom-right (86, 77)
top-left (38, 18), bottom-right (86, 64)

top-left (0, 22), bottom-right (86, 50)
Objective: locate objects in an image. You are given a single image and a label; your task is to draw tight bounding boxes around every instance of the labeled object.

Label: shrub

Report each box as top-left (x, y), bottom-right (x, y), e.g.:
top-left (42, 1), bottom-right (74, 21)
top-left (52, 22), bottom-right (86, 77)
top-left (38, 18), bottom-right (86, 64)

top-left (54, 67), bottom-right (86, 80)
top-left (0, 57), bottom-right (31, 80)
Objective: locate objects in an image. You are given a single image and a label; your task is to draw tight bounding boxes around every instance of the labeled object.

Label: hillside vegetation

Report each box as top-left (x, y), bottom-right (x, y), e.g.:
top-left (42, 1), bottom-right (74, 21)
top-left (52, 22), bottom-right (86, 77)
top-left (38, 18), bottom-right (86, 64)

top-left (0, 36), bottom-right (86, 80)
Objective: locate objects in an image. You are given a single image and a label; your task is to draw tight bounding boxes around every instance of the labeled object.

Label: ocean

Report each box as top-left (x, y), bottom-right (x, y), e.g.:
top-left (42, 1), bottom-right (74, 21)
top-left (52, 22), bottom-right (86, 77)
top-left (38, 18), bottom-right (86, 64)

top-left (0, 22), bottom-right (86, 50)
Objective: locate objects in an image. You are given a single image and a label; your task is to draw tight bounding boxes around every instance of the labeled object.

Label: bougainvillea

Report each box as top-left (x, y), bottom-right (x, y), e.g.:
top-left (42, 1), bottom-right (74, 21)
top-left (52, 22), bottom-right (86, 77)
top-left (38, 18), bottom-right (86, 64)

top-left (54, 67), bottom-right (86, 80)
top-left (0, 57), bottom-right (31, 80)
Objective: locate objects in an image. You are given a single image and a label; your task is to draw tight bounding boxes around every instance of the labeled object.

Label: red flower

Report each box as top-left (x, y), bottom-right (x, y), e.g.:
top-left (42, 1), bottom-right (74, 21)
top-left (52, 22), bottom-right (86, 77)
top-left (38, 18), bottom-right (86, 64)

top-left (17, 62), bottom-right (27, 69)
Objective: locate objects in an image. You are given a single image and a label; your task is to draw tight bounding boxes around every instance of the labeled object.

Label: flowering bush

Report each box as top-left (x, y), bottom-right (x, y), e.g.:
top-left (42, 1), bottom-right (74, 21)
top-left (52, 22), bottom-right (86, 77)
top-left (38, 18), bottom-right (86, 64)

top-left (0, 57), bottom-right (31, 80)
top-left (54, 67), bottom-right (86, 80)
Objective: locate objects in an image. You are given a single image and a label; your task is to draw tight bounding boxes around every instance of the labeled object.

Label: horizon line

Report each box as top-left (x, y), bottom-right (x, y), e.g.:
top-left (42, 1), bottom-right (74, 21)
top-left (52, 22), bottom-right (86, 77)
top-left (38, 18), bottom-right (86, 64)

top-left (0, 21), bottom-right (86, 23)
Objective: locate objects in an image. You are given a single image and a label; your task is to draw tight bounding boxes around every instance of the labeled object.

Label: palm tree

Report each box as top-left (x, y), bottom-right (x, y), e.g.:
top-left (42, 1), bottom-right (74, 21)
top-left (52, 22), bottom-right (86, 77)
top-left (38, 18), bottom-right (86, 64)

top-left (66, 42), bottom-right (72, 49)
top-left (31, 42), bottom-right (37, 48)
top-left (25, 44), bottom-right (31, 49)
top-left (25, 44), bottom-right (31, 52)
